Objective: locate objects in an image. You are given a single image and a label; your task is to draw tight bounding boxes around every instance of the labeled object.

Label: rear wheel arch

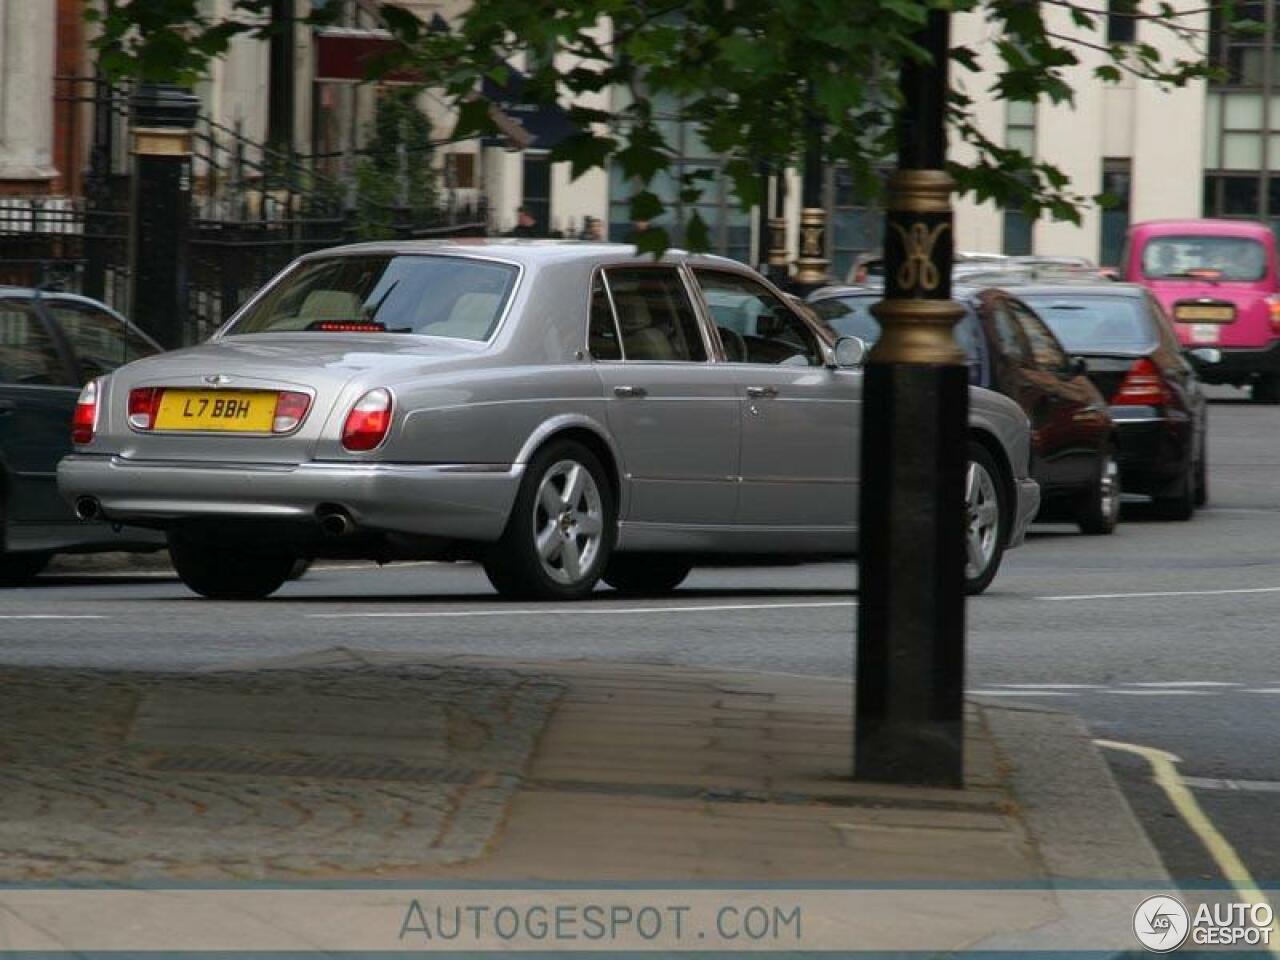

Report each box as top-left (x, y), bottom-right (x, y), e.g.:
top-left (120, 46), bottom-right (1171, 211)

top-left (519, 422), bottom-right (622, 513)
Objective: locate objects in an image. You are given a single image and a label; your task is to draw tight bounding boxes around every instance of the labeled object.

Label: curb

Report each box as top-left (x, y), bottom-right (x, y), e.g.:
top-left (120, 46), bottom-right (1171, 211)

top-left (975, 699), bottom-right (1173, 955)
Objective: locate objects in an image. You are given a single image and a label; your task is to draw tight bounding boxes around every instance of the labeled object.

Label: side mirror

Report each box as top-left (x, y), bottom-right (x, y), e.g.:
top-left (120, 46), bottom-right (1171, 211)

top-left (1188, 347), bottom-right (1222, 365)
top-left (831, 335), bottom-right (867, 369)
top-left (1067, 355), bottom-right (1089, 377)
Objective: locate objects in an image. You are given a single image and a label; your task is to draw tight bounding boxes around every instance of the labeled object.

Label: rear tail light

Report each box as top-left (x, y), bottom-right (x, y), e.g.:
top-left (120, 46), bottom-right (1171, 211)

top-left (1112, 357), bottom-right (1173, 406)
top-left (272, 391), bottom-right (311, 433)
top-left (71, 379), bottom-right (101, 445)
top-left (1266, 295), bottom-right (1280, 333)
top-left (341, 388), bottom-right (393, 451)
top-left (128, 387), bottom-right (164, 430)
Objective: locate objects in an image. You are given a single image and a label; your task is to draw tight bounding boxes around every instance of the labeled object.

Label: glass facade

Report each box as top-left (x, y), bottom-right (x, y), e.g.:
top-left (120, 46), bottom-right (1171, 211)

top-left (825, 166), bottom-right (883, 283)
top-left (1100, 159), bottom-right (1132, 268)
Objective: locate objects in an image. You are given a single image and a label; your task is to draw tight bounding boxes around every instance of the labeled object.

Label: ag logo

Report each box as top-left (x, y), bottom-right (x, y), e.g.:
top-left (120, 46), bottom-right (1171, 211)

top-left (1134, 895), bottom-right (1190, 952)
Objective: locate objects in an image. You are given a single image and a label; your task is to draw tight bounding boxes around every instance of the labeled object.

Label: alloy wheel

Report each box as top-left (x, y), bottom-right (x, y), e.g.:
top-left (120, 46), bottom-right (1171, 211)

top-left (532, 459), bottom-right (605, 585)
top-left (965, 459), bottom-right (1000, 580)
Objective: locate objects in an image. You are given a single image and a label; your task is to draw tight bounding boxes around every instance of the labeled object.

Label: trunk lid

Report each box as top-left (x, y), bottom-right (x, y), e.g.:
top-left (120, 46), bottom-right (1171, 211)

top-left (101, 333), bottom-right (482, 464)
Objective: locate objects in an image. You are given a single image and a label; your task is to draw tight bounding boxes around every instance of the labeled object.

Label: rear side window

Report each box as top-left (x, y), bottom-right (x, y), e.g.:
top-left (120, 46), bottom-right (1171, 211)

top-left (1140, 235), bottom-right (1268, 282)
top-left (602, 267), bottom-right (707, 362)
top-left (47, 301), bottom-right (157, 382)
top-left (0, 301), bottom-right (67, 386)
top-left (588, 277), bottom-right (622, 360)
top-left (1021, 295), bottom-right (1159, 353)
top-left (1010, 302), bottom-right (1069, 372)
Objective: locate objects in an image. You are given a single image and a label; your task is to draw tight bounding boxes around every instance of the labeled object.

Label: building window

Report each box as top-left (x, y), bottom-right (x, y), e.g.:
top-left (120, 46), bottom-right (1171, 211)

top-left (1210, 1), bottom-right (1267, 87)
top-left (1106, 0), bottom-right (1137, 43)
top-left (1100, 159), bottom-right (1131, 268)
top-left (825, 166), bottom-right (883, 283)
top-left (1003, 101), bottom-right (1036, 256)
top-left (607, 92), bottom-right (751, 262)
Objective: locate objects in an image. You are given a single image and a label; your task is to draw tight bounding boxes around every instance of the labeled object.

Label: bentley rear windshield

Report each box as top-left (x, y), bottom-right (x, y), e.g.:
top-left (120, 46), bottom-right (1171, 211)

top-left (227, 254), bottom-right (519, 340)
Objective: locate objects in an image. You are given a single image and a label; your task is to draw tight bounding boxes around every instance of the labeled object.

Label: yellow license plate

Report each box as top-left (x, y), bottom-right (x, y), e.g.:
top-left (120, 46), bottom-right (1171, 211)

top-left (1175, 304), bottom-right (1234, 323)
top-left (153, 390), bottom-right (277, 432)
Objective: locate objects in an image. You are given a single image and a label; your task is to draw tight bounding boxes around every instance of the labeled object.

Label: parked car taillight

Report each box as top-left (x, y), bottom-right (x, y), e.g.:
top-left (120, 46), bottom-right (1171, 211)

top-left (128, 387), bottom-right (164, 430)
top-left (272, 391), bottom-right (311, 433)
top-left (71, 379), bottom-right (101, 445)
top-left (1266, 295), bottom-right (1280, 333)
top-left (341, 388), bottom-right (393, 451)
top-left (1112, 357), bottom-right (1172, 406)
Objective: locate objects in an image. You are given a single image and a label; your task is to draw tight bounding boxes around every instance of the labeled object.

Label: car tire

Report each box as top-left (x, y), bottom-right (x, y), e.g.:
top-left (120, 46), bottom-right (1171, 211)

top-left (1253, 375), bottom-right (1280, 404)
top-left (603, 555), bottom-right (692, 595)
top-left (167, 531), bottom-right (297, 600)
top-left (965, 441), bottom-right (1008, 596)
top-left (1152, 463), bottom-right (1195, 522)
top-left (0, 551), bottom-right (50, 587)
top-left (1193, 432), bottom-right (1209, 509)
top-left (483, 439), bottom-right (616, 601)
top-left (1076, 447), bottom-right (1120, 535)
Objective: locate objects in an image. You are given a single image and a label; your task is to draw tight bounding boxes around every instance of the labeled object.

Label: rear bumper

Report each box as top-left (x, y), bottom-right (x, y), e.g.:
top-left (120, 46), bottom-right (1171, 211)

top-left (1194, 340), bottom-right (1280, 381)
top-left (1009, 478), bottom-right (1039, 549)
top-left (1110, 408), bottom-right (1192, 492)
top-left (57, 454), bottom-right (522, 542)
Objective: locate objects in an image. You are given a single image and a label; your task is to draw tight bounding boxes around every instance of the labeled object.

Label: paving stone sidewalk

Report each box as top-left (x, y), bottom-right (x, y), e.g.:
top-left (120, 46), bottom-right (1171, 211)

top-left (0, 659), bottom-right (562, 880)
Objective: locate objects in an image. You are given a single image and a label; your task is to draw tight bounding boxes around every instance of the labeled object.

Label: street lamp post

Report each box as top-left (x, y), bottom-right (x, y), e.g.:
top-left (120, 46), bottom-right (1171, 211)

top-left (854, 10), bottom-right (968, 788)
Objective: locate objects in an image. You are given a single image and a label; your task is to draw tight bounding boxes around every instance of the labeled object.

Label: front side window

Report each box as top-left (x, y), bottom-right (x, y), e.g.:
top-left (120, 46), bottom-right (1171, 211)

top-left (229, 255), bottom-right (519, 340)
top-left (810, 295), bottom-right (882, 344)
top-left (694, 270), bottom-right (821, 366)
top-left (1140, 235), bottom-right (1268, 282)
top-left (47, 301), bottom-right (158, 382)
top-left (0, 301), bottom-right (66, 386)
top-left (602, 267), bottom-right (707, 362)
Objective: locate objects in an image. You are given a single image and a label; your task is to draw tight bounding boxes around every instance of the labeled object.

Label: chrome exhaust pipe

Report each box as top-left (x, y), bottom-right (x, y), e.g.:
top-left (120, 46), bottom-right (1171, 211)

top-left (75, 497), bottom-right (102, 522)
top-left (317, 507), bottom-right (354, 537)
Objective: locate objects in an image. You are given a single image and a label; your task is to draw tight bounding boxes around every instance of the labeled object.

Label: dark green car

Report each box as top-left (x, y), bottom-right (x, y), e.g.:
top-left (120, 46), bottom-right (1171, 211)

top-left (0, 288), bottom-right (163, 584)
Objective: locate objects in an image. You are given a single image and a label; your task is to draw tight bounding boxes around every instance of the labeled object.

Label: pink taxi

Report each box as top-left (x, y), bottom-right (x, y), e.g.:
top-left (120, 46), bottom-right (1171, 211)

top-left (1123, 219), bottom-right (1280, 401)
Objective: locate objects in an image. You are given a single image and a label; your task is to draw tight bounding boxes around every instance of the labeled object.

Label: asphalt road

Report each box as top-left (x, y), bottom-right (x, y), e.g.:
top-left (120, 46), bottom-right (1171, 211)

top-left (2, 385), bottom-right (1279, 888)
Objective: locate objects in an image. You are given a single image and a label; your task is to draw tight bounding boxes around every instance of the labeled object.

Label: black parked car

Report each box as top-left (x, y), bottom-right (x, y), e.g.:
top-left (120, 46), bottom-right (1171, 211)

top-left (1013, 283), bottom-right (1210, 521)
top-left (809, 284), bottom-right (1121, 534)
top-left (0, 288), bottom-right (163, 583)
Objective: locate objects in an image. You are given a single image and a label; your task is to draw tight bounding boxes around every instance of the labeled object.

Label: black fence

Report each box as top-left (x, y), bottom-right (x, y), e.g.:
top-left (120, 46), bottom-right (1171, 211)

top-left (2, 77), bottom-right (489, 344)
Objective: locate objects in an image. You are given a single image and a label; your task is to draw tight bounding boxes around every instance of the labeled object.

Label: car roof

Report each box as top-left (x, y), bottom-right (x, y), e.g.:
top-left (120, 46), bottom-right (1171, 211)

top-left (294, 238), bottom-right (750, 273)
top-left (987, 282), bottom-right (1147, 299)
top-left (1130, 218), bottom-right (1272, 238)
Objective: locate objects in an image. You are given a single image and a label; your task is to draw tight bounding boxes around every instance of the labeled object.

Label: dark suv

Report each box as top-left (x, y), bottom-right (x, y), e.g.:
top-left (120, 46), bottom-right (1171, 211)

top-left (0, 288), bottom-right (163, 583)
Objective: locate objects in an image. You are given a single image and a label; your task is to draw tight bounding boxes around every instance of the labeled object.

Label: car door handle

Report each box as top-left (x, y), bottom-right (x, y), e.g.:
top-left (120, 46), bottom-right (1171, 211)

top-left (746, 386), bottom-right (779, 399)
top-left (613, 385), bottom-right (648, 398)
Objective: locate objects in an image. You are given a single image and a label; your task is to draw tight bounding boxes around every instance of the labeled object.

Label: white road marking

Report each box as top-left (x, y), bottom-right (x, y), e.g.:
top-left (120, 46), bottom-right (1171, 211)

top-left (0, 614), bottom-right (106, 620)
top-left (1101, 689), bottom-right (1214, 696)
top-left (968, 690), bottom-right (1078, 697)
top-left (1183, 776), bottom-right (1280, 794)
top-left (308, 599), bottom-right (858, 620)
top-left (1122, 681), bottom-right (1240, 688)
top-left (991, 682), bottom-right (1103, 689)
top-left (1244, 688), bottom-right (1280, 694)
top-left (1040, 585), bottom-right (1280, 601)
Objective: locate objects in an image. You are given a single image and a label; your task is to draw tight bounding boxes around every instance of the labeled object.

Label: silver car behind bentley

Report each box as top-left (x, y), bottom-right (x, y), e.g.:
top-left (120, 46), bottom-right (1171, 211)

top-left (58, 241), bottom-right (1038, 600)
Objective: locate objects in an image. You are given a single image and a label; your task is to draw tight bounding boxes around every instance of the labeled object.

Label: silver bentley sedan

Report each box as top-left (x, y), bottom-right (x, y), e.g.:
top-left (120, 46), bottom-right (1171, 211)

top-left (58, 241), bottom-right (1039, 600)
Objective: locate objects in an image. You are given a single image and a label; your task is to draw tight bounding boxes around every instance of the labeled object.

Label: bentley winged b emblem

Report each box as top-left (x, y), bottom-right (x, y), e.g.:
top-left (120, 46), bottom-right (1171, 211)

top-left (203, 374), bottom-right (233, 387)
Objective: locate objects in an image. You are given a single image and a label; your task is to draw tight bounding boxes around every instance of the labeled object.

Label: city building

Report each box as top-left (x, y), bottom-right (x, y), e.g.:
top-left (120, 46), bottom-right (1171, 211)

top-left (0, 0), bottom-right (1256, 282)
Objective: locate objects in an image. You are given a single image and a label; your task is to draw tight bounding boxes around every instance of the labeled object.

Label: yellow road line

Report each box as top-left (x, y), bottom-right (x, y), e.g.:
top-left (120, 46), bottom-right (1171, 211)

top-left (1095, 738), bottom-right (1280, 956)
